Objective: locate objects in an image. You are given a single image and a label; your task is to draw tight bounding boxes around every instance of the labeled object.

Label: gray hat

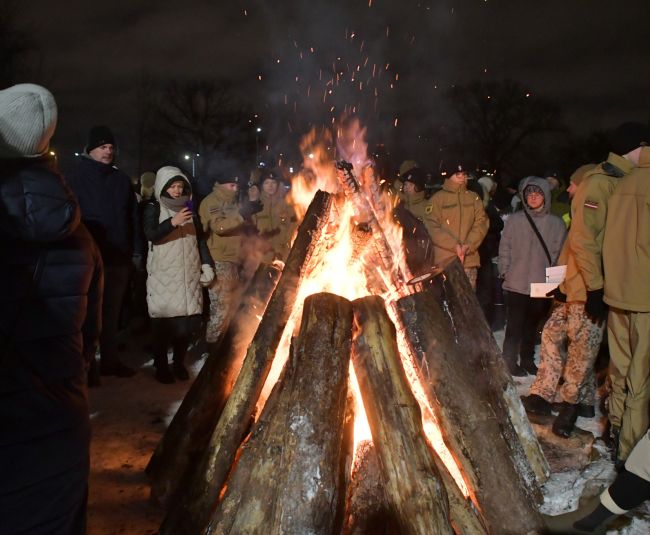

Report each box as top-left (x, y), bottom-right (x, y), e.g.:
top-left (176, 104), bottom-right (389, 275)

top-left (0, 83), bottom-right (57, 159)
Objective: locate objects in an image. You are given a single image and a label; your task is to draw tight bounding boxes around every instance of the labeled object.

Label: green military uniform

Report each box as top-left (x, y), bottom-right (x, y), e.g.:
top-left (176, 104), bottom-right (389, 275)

top-left (603, 146), bottom-right (650, 461)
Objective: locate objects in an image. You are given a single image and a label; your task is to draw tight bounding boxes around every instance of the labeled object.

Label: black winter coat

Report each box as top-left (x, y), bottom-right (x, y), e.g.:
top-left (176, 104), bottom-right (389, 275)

top-left (66, 155), bottom-right (144, 266)
top-left (0, 159), bottom-right (103, 508)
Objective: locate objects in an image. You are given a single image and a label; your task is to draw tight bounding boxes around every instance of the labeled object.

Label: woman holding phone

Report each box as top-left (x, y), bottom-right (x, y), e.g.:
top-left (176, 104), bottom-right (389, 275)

top-left (143, 166), bottom-right (214, 383)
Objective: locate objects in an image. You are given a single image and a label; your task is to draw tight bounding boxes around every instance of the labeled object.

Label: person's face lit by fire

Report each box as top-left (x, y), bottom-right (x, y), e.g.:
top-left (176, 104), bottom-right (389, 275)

top-left (450, 171), bottom-right (468, 186)
top-left (403, 180), bottom-right (417, 196)
top-left (222, 182), bottom-right (239, 192)
top-left (262, 178), bottom-right (279, 196)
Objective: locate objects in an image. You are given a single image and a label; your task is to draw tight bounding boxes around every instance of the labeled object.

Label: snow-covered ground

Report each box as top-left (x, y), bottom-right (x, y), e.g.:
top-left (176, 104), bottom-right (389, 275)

top-left (493, 328), bottom-right (650, 534)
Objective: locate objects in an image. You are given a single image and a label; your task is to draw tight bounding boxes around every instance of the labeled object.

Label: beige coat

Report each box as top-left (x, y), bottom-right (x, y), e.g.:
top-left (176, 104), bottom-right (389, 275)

top-left (560, 153), bottom-right (634, 301)
top-left (603, 147), bottom-right (650, 312)
top-left (199, 183), bottom-right (244, 263)
top-left (428, 179), bottom-right (489, 268)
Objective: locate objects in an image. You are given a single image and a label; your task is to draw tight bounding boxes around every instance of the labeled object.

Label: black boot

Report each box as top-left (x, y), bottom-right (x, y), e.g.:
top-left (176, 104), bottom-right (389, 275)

top-left (154, 353), bottom-right (175, 384)
top-left (521, 394), bottom-right (553, 416)
top-left (173, 361), bottom-right (190, 381)
top-left (87, 357), bottom-right (101, 387)
top-left (573, 503), bottom-right (615, 532)
top-left (520, 357), bottom-right (538, 376)
top-left (578, 403), bottom-right (595, 418)
top-left (552, 403), bottom-right (579, 438)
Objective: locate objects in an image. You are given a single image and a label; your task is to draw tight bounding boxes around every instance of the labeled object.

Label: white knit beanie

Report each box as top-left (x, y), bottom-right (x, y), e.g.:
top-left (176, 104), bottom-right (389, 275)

top-left (0, 83), bottom-right (57, 159)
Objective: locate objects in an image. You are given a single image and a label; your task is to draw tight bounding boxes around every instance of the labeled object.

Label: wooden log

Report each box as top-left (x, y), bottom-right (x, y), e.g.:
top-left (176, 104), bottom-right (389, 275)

top-left (427, 256), bottom-right (550, 486)
top-left (146, 263), bottom-right (282, 506)
top-left (161, 190), bottom-right (334, 535)
top-left (396, 260), bottom-right (546, 535)
top-left (207, 292), bottom-right (354, 535)
top-left (343, 440), bottom-right (401, 535)
top-left (352, 296), bottom-right (453, 535)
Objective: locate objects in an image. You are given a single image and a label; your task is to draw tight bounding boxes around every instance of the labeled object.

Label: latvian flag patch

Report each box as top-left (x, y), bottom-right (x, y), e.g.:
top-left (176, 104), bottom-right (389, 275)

top-left (584, 200), bottom-right (599, 209)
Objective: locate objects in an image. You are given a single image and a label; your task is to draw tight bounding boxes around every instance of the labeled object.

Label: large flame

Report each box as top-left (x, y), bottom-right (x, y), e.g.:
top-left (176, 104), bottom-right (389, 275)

top-left (257, 118), bottom-right (469, 499)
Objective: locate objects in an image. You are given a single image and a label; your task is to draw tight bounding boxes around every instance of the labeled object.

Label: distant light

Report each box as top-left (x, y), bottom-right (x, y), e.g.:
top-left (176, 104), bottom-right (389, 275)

top-left (289, 166), bottom-right (294, 173)
top-left (196, 153), bottom-right (200, 157)
top-left (256, 127), bottom-right (262, 133)
top-left (74, 152), bottom-right (80, 156)
top-left (49, 150), bottom-right (56, 156)
top-left (308, 153), bottom-right (314, 159)
top-left (184, 155), bottom-right (190, 160)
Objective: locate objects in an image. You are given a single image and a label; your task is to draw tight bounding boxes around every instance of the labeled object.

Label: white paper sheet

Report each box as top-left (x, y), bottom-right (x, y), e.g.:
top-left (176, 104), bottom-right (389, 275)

top-left (531, 282), bottom-right (560, 298)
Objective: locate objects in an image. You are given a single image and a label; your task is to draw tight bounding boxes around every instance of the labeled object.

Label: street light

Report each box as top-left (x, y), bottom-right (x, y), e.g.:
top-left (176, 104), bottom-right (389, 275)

top-left (255, 127), bottom-right (262, 165)
top-left (184, 153), bottom-right (200, 176)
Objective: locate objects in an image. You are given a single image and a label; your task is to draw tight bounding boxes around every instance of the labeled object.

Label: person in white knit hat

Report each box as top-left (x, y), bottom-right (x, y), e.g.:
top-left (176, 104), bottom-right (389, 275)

top-left (0, 83), bottom-right (103, 533)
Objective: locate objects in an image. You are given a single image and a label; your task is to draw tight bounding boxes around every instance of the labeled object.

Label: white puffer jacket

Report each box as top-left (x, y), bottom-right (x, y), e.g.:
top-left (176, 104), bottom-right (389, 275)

top-left (146, 166), bottom-right (203, 318)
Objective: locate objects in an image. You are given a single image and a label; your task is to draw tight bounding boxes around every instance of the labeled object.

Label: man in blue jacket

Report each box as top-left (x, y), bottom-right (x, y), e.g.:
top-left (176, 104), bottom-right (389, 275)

top-left (66, 126), bottom-right (144, 377)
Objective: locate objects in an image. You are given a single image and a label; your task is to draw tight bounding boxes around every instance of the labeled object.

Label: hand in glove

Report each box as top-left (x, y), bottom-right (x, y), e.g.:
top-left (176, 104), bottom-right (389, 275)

top-left (585, 288), bottom-right (608, 326)
top-left (199, 264), bottom-right (215, 287)
top-left (239, 200), bottom-right (264, 219)
top-left (546, 286), bottom-right (567, 302)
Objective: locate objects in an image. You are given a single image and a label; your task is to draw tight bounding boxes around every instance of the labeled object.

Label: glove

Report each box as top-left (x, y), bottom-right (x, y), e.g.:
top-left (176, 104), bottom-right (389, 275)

top-left (585, 288), bottom-right (608, 326)
top-left (545, 286), bottom-right (567, 302)
top-left (240, 200), bottom-right (264, 219)
top-left (199, 264), bottom-right (215, 287)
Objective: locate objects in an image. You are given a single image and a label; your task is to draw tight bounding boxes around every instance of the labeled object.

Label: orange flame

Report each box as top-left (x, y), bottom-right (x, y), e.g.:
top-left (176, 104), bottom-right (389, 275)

top-left (255, 118), bottom-right (469, 499)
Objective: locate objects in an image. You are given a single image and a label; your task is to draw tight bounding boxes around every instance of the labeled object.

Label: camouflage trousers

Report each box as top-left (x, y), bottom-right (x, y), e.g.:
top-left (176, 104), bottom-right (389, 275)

top-left (530, 301), bottom-right (604, 405)
top-left (464, 267), bottom-right (478, 291)
top-left (206, 261), bottom-right (240, 344)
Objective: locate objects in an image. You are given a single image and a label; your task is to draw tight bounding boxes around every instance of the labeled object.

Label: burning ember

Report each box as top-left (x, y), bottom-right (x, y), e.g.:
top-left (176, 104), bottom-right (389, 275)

top-left (149, 120), bottom-right (549, 535)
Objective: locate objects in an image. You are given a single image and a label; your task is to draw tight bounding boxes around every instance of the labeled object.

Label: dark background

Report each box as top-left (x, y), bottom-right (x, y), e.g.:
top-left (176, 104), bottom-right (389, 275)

top-left (3, 0), bottom-right (649, 184)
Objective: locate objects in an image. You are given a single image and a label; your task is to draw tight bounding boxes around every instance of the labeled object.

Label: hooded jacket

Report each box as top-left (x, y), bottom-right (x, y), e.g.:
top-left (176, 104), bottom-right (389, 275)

top-left (559, 153), bottom-right (634, 302)
top-left (498, 177), bottom-right (567, 295)
top-left (603, 147), bottom-right (650, 311)
top-left (143, 167), bottom-right (212, 319)
top-left (428, 178), bottom-right (489, 268)
top-left (66, 155), bottom-right (144, 265)
top-left (0, 158), bottom-right (102, 497)
top-left (199, 182), bottom-right (245, 263)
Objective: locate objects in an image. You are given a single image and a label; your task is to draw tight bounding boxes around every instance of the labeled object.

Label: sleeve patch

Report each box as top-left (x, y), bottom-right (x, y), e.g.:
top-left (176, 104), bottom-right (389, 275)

top-left (584, 200), bottom-right (599, 209)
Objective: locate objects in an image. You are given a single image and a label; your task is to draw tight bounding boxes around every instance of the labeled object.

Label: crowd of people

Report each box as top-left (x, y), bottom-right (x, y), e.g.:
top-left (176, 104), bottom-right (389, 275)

top-left (1, 82), bottom-right (648, 533)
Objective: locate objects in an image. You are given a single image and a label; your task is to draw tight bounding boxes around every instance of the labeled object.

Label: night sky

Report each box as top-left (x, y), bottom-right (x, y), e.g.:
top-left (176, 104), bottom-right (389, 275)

top-left (20, 0), bottom-right (650, 172)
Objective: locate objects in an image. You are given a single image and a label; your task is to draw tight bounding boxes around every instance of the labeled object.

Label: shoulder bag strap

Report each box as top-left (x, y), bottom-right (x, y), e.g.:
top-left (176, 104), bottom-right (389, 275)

top-left (523, 209), bottom-right (553, 266)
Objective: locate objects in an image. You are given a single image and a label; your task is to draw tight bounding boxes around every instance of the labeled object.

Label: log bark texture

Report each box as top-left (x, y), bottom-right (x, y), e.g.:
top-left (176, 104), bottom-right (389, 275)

top-left (352, 296), bottom-right (453, 535)
top-left (343, 440), bottom-right (401, 535)
top-left (161, 190), bottom-right (333, 535)
top-left (429, 256), bottom-right (549, 485)
top-left (207, 292), bottom-right (354, 535)
top-left (146, 263), bottom-right (281, 506)
top-left (396, 258), bottom-right (546, 535)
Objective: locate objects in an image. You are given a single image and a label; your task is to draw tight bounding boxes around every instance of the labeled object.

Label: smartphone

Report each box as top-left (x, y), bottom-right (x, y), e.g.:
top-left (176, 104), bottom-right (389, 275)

top-left (184, 199), bottom-right (194, 212)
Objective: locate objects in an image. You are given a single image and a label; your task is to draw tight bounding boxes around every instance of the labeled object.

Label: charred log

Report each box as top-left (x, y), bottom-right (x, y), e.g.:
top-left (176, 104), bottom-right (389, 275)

top-left (161, 191), bottom-right (334, 535)
top-left (146, 263), bottom-right (281, 506)
top-left (352, 296), bottom-right (453, 535)
top-left (396, 258), bottom-right (545, 535)
top-left (425, 256), bottom-right (550, 485)
top-left (343, 440), bottom-right (400, 535)
top-left (206, 292), bottom-right (354, 535)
